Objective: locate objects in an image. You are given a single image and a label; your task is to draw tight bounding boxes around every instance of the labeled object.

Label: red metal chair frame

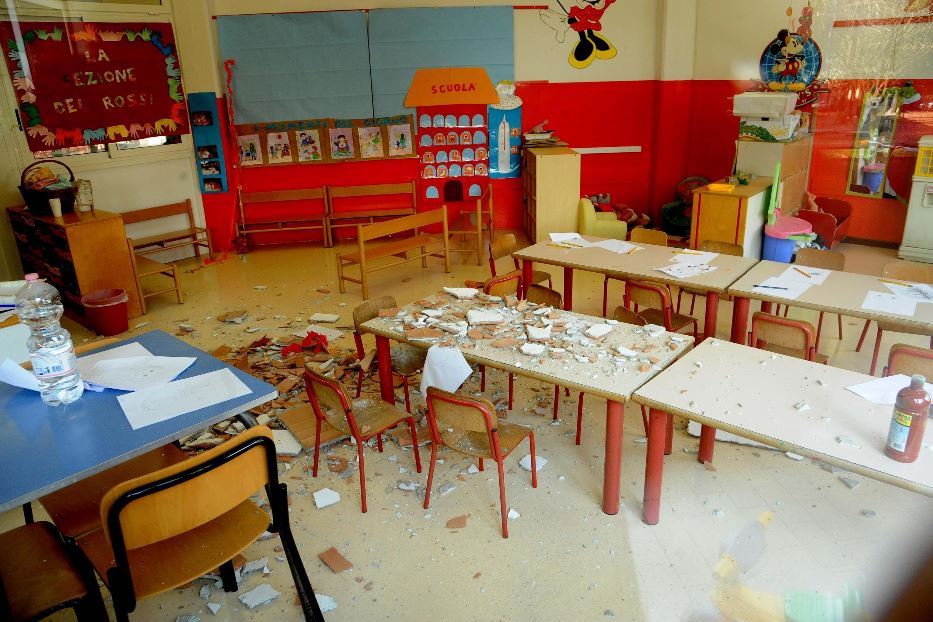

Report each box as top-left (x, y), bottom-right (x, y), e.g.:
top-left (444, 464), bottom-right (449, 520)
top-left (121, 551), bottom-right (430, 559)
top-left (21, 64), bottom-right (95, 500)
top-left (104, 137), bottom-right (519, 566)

top-left (748, 312), bottom-right (822, 362)
top-left (883, 343), bottom-right (933, 378)
top-left (624, 280), bottom-right (698, 340)
top-left (424, 387), bottom-right (536, 538)
top-left (304, 370), bottom-right (422, 513)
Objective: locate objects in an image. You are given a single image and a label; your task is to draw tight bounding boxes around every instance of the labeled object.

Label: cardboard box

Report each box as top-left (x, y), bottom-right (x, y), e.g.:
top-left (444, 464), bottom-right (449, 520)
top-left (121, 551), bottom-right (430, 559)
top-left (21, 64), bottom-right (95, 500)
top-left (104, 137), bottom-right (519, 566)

top-left (738, 115), bottom-right (800, 142)
top-left (732, 93), bottom-right (797, 118)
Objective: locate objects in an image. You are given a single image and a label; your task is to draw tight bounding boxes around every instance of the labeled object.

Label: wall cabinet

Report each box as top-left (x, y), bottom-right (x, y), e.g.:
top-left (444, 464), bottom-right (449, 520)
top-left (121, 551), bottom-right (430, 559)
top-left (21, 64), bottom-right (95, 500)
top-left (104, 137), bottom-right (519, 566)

top-left (735, 135), bottom-right (813, 217)
top-left (522, 147), bottom-right (581, 243)
top-left (7, 206), bottom-right (141, 324)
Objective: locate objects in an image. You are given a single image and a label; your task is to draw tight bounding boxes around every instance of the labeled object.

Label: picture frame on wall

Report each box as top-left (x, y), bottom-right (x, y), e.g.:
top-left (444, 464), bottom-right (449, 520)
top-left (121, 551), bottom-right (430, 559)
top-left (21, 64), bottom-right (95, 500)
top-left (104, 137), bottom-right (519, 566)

top-left (266, 131), bottom-right (294, 164)
top-left (191, 111), bottom-right (213, 126)
top-left (328, 127), bottom-right (357, 160)
top-left (237, 133), bottom-right (262, 166)
top-left (358, 126), bottom-right (385, 159)
top-left (295, 128), bottom-right (324, 162)
top-left (387, 123), bottom-right (413, 157)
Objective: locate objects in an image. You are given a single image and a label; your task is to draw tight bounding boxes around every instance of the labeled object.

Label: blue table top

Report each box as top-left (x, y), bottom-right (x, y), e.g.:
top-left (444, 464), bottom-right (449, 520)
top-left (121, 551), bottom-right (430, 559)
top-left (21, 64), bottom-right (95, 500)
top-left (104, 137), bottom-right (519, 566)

top-left (0, 330), bottom-right (276, 513)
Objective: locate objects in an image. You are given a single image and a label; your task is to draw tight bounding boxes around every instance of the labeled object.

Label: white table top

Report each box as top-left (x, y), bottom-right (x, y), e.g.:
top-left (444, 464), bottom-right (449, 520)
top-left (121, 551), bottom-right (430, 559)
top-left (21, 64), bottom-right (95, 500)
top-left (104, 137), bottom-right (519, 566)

top-left (728, 260), bottom-right (933, 332)
top-left (360, 292), bottom-right (693, 402)
top-left (633, 339), bottom-right (933, 495)
top-left (513, 237), bottom-right (759, 294)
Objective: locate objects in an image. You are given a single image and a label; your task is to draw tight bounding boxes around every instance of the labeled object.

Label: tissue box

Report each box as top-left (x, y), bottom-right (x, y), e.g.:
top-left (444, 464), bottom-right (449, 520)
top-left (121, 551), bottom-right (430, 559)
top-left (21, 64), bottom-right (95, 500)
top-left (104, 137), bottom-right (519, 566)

top-left (732, 93), bottom-right (797, 118)
top-left (738, 114), bottom-right (800, 142)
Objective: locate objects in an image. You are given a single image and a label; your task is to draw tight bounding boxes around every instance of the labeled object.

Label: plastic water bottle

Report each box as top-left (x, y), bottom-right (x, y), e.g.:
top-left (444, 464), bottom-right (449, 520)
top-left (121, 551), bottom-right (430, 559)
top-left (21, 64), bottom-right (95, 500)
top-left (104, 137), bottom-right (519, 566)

top-left (15, 274), bottom-right (84, 405)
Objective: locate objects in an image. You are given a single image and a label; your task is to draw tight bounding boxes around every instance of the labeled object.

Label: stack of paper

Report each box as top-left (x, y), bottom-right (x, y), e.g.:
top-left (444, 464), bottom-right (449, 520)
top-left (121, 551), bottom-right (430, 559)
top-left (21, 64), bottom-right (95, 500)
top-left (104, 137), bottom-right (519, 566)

top-left (548, 233), bottom-right (592, 248)
top-left (593, 239), bottom-right (641, 255)
top-left (751, 277), bottom-right (813, 300)
top-left (656, 263), bottom-right (717, 279)
top-left (670, 250), bottom-right (718, 266)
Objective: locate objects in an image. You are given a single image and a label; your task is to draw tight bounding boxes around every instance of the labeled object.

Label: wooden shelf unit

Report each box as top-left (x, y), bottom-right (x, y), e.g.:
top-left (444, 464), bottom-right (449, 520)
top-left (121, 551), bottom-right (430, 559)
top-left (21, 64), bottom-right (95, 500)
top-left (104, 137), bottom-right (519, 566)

top-left (735, 134), bottom-right (813, 217)
top-left (522, 147), bottom-right (581, 243)
top-left (6, 206), bottom-right (142, 324)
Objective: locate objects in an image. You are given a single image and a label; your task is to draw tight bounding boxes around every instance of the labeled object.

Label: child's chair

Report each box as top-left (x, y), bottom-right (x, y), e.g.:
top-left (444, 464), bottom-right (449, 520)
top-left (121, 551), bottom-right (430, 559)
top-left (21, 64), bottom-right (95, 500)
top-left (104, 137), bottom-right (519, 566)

top-left (748, 312), bottom-right (827, 363)
top-left (883, 343), bottom-right (933, 378)
top-left (774, 248), bottom-right (846, 351)
top-left (489, 233), bottom-right (552, 288)
top-left (624, 280), bottom-right (698, 340)
top-left (856, 260), bottom-right (933, 375)
top-left (424, 387), bottom-right (536, 538)
top-left (304, 370), bottom-right (422, 513)
top-left (602, 227), bottom-right (668, 317)
top-left (352, 296), bottom-right (427, 413)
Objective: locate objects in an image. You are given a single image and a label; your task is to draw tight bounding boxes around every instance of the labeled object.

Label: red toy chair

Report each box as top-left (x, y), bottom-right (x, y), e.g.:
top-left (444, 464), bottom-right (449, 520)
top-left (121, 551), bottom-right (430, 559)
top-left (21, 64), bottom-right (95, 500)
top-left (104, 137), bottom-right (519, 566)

top-left (424, 387), bottom-right (536, 538)
top-left (304, 370), bottom-right (422, 513)
top-left (796, 197), bottom-right (851, 249)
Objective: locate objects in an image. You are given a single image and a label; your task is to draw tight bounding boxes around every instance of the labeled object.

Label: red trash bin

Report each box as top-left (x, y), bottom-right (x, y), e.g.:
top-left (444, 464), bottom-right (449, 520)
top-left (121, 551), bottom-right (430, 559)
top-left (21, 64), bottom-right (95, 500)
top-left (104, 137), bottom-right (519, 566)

top-left (81, 288), bottom-right (129, 336)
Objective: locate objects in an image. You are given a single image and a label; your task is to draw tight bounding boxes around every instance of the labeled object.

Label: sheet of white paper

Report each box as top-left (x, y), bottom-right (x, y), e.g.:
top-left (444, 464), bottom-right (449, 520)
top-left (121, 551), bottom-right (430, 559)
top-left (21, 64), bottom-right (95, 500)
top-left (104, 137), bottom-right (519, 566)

top-left (0, 322), bottom-right (30, 364)
top-left (751, 277), bottom-right (813, 300)
top-left (420, 345), bottom-right (473, 395)
top-left (882, 281), bottom-right (933, 303)
top-left (0, 358), bottom-right (40, 391)
top-left (846, 374), bottom-right (933, 406)
top-left (292, 324), bottom-right (343, 342)
top-left (548, 232), bottom-right (593, 247)
top-left (84, 355), bottom-right (196, 392)
top-left (861, 291), bottom-right (918, 317)
top-left (655, 263), bottom-right (718, 279)
top-left (670, 251), bottom-right (718, 266)
top-left (780, 265), bottom-right (831, 285)
top-left (592, 239), bottom-right (640, 254)
top-left (76, 342), bottom-right (152, 376)
top-left (0, 309), bottom-right (15, 322)
top-left (117, 368), bottom-right (251, 430)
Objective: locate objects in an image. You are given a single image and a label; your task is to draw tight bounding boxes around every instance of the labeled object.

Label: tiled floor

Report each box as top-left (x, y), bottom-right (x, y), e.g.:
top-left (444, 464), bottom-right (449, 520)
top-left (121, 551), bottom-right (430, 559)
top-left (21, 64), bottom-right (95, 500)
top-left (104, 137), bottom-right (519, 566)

top-left (3, 237), bottom-right (931, 622)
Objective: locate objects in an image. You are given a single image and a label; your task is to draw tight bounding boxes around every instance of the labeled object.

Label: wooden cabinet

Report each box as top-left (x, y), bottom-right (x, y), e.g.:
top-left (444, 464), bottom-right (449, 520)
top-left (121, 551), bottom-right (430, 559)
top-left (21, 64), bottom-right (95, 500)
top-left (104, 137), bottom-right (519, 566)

top-left (522, 147), bottom-right (581, 243)
top-left (690, 178), bottom-right (772, 259)
top-left (735, 134), bottom-right (813, 216)
top-left (6, 206), bottom-right (142, 324)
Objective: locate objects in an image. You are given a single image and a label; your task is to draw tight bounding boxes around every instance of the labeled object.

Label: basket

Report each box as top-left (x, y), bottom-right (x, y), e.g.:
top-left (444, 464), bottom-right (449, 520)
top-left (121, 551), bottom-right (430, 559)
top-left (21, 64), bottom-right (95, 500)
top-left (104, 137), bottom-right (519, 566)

top-left (18, 159), bottom-right (77, 216)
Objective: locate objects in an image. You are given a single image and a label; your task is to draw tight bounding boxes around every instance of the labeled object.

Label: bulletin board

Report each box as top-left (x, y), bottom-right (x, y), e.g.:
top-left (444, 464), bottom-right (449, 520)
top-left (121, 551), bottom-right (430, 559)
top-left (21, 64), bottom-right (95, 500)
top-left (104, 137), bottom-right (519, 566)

top-left (234, 115), bottom-right (415, 167)
top-left (0, 21), bottom-right (188, 151)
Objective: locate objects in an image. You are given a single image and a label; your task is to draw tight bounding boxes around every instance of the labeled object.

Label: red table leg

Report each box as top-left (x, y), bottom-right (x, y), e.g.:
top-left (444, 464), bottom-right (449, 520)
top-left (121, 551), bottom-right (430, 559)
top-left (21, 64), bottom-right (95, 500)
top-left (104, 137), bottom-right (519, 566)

top-left (698, 426), bottom-right (716, 464)
top-left (703, 292), bottom-right (719, 341)
top-left (563, 266), bottom-right (574, 310)
top-left (642, 407), bottom-right (669, 525)
top-left (521, 259), bottom-right (532, 300)
top-left (730, 296), bottom-right (750, 344)
top-left (602, 399), bottom-right (624, 515)
top-left (375, 335), bottom-right (395, 405)
top-left (761, 300), bottom-right (773, 314)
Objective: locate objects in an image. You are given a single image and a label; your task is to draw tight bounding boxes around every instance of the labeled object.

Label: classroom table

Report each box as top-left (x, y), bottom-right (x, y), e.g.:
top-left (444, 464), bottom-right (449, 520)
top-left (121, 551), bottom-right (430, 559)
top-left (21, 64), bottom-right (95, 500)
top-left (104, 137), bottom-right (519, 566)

top-left (0, 330), bottom-right (276, 514)
top-left (633, 339), bottom-right (933, 525)
top-left (359, 292), bottom-right (693, 515)
top-left (512, 236), bottom-right (759, 340)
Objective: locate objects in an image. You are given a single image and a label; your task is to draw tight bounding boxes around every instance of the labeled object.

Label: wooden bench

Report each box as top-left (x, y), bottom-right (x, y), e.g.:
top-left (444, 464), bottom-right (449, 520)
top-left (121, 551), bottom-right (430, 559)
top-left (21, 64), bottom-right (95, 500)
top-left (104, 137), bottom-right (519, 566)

top-left (122, 199), bottom-right (213, 259)
top-left (337, 209), bottom-right (450, 299)
top-left (237, 187), bottom-right (330, 249)
top-left (327, 182), bottom-right (417, 243)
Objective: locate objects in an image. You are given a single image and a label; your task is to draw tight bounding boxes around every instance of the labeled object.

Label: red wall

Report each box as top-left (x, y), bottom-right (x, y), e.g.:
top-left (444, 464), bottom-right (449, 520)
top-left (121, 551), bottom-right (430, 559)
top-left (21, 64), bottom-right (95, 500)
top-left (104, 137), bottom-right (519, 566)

top-left (202, 78), bottom-right (933, 251)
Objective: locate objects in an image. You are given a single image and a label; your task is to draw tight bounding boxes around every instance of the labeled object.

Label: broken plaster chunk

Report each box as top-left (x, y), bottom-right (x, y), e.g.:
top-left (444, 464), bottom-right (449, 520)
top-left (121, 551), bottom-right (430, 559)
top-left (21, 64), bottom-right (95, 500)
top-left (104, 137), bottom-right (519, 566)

top-left (398, 481), bottom-right (418, 491)
top-left (861, 509), bottom-right (877, 518)
top-left (785, 452), bottom-right (805, 461)
top-left (439, 482), bottom-right (456, 496)
top-left (585, 324), bottom-right (613, 339)
top-left (242, 557), bottom-right (269, 576)
top-left (272, 429), bottom-right (302, 456)
top-left (520, 342), bottom-right (546, 356)
top-left (526, 324), bottom-right (552, 341)
top-left (839, 476), bottom-right (861, 490)
top-left (238, 584), bottom-right (280, 610)
top-left (319, 547), bottom-right (353, 573)
top-left (443, 287), bottom-right (479, 300)
top-left (669, 333), bottom-right (690, 343)
top-left (836, 435), bottom-right (861, 450)
top-left (467, 464), bottom-right (479, 474)
top-left (518, 454), bottom-right (547, 472)
top-left (467, 309), bottom-right (504, 326)
top-left (316, 594), bottom-right (339, 613)
top-left (794, 400), bottom-right (811, 412)
top-left (309, 313), bottom-right (340, 323)
top-left (507, 508), bottom-right (520, 520)
top-left (176, 616), bottom-right (199, 622)
top-left (206, 603), bottom-right (221, 615)
top-left (644, 324), bottom-right (665, 338)
top-left (312, 488), bottom-right (341, 509)
top-left (199, 584), bottom-right (212, 600)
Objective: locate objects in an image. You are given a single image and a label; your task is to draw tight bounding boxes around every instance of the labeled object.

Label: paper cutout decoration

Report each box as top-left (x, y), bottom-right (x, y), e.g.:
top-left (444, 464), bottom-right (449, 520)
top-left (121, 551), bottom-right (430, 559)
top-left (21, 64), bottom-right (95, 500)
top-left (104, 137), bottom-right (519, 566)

top-left (473, 131), bottom-right (487, 144)
top-left (238, 133), bottom-right (262, 165)
top-left (420, 134), bottom-right (433, 147)
top-left (460, 130), bottom-right (472, 144)
top-left (436, 151), bottom-right (448, 163)
top-left (468, 183), bottom-right (482, 197)
top-left (404, 68), bottom-right (500, 108)
top-left (463, 164), bottom-right (474, 176)
top-left (433, 114), bottom-right (444, 127)
top-left (434, 132), bottom-right (446, 145)
top-left (422, 152), bottom-right (435, 164)
top-left (266, 132), bottom-right (293, 164)
top-left (463, 148), bottom-right (475, 161)
top-left (420, 114), bottom-right (431, 127)
top-left (450, 149), bottom-right (461, 162)
top-left (538, 1), bottom-right (618, 70)
top-left (329, 128), bottom-right (355, 159)
top-left (447, 131), bottom-right (459, 145)
top-left (445, 114), bottom-right (457, 127)
top-left (296, 129), bottom-right (323, 162)
top-left (358, 126), bottom-right (384, 158)
top-left (450, 164), bottom-right (462, 177)
top-left (475, 163), bottom-right (488, 175)
top-left (472, 114), bottom-right (484, 126)
top-left (458, 114), bottom-right (470, 126)
top-left (426, 185), bottom-right (439, 199)
top-left (387, 124), bottom-right (412, 156)
top-left (476, 147), bottom-right (488, 160)
top-left (437, 164), bottom-right (449, 178)
top-left (423, 165), bottom-right (436, 178)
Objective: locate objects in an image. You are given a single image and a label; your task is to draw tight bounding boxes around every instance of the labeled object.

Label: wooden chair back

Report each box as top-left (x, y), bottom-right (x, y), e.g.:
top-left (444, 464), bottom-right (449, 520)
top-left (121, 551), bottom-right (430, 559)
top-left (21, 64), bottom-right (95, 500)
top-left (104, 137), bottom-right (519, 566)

top-left (630, 228), bottom-right (668, 246)
top-left (612, 307), bottom-right (648, 326)
top-left (488, 233), bottom-right (521, 277)
top-left (351, 295), bottom-right (397, 358)
top-left (484, 270), bottom-right (521, 297)
top-left (426, 386), bottom-right (498, 458)
top-left (303, 370), bottom-right (356, 435)
top-left (100, 426), bottom-right (274, 551)
top-left (750, 312), bottom-right (816, 357)
top-left (885, 344), bottom-right (933, 379)
top-left (795, 248), bottom-right (845, 271)
top-left (699, 240), bottom-right (743, 256)
top-left (358, 208), bottom-right (446, 242)
top-left (882, 260), bottom-right (933, 285)
top-left (526, 284), bottom-right (562, 309)
top-left (625, 280), bottom-right (670, 311)
top-left (120, 199), bottom-right (193, 225)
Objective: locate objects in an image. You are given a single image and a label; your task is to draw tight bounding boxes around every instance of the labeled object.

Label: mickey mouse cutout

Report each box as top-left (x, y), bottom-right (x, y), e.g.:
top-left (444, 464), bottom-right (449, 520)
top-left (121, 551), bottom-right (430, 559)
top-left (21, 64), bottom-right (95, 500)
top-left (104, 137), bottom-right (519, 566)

top-left (539, 0), bottom-right (617, 69)
top-left (767, 29), bottom-right (807, 92)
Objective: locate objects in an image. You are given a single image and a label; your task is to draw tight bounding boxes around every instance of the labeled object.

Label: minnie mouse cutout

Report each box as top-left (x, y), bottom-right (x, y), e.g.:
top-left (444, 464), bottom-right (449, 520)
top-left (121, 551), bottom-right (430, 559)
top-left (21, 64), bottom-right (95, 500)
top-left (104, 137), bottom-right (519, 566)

top-left (539, 0), bottom-right (618, 69)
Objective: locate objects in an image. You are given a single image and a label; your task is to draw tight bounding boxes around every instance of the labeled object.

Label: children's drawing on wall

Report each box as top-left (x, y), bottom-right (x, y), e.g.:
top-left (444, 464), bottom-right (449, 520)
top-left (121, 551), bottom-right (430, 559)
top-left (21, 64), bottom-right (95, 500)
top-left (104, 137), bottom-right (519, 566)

top-left (295, 129), bottom-right (322, 162)
top-left (237, 133), bottom-right (261, 166)
top-left (266, 131), bottom-right (293, 164)
top-left (388, 124), bottom-right (412, 157)
top-left (358, 126), bottom-right (384, 159)
top-left (329, 128), bottom-right (355, 160)
top-left (539, 0), bottom-right (618, 69)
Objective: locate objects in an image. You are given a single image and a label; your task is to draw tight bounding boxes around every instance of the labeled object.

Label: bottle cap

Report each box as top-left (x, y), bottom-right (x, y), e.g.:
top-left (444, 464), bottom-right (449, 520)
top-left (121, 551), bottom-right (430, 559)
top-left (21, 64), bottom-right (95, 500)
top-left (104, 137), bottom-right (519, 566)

top-left (25, 273), bottom-right (38, 281)
top-left (910, 374), bottom-right (926, 388)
